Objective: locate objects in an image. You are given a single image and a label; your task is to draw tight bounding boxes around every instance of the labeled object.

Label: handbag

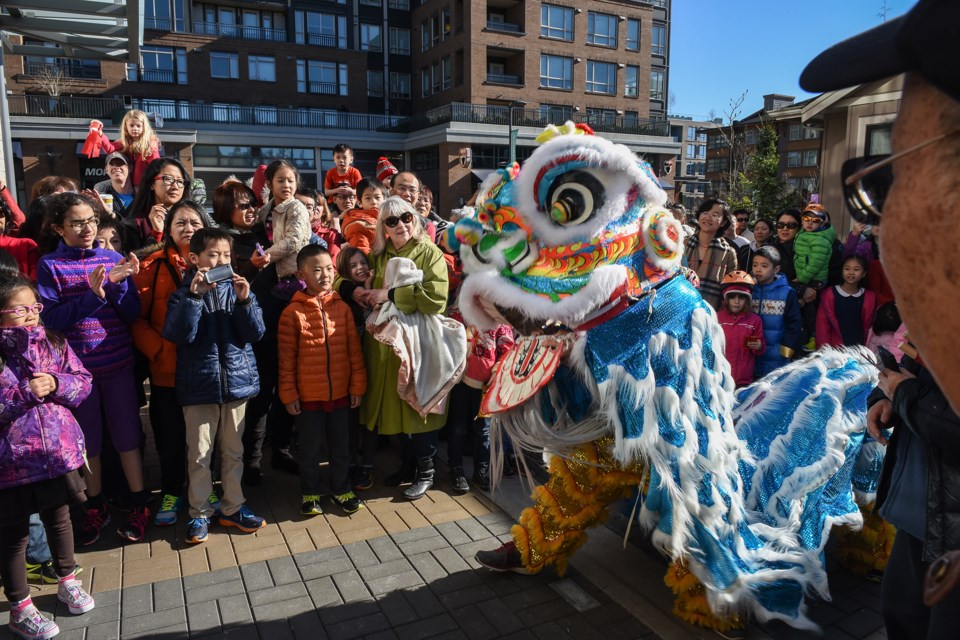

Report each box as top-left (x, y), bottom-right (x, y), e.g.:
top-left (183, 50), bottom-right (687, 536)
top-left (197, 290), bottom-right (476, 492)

top-left (924, 550), bottom-right (960, 606)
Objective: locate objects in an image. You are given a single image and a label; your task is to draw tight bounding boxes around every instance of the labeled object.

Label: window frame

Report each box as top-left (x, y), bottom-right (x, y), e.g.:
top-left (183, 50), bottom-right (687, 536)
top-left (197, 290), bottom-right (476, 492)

top-left (540, 4), bottom-right (574, 41)
top-left (247, 54), bottom-right (275, 82)
top-left (586, 60), bottom-right (616, 95)
top-left (539, 54), bottom-right (573, 91)
top-left (587, 12), bottom-right (618, 48)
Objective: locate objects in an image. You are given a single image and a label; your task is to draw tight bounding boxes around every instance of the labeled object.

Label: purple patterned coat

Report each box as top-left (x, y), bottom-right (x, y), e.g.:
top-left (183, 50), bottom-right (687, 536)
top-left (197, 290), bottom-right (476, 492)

top-left (0, 326), bottom-right (92, 490)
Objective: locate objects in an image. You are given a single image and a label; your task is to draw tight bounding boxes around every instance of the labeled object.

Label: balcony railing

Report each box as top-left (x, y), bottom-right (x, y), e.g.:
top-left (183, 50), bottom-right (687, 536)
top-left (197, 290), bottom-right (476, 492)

top-left (193, 21), bottom-right (286, 42)
top-left (486, 20), bottom-right (523, 33)
top-left (144, 16), bottom-right (185, 31)
top-left (133, 100), bottom-right (404, 132)
top-left (485, 73), bottom-right (522, 85)
top-left (306, 32), bottom-right (339, 47)
top-left (139, 69), bottom-right (175, 83)
top-left (22, 62), bottom-right (101, 80)
top-left (305, 81), bottom-right (340, 96)
top-left (385, 102), bottom-right (671, 137)
top-left (7, 94), bottom-right (124, 119)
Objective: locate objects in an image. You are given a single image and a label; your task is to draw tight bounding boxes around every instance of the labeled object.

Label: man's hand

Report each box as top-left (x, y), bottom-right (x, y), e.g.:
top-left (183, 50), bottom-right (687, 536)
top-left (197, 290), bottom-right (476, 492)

top-left (285, 400), bottom-right (301, 416)
top-left (879, 368), bottom-right (915, 401)
top-left (350, 394), bottom-right (361, 409)
top-left (867, 398), bottom-right (894, 446)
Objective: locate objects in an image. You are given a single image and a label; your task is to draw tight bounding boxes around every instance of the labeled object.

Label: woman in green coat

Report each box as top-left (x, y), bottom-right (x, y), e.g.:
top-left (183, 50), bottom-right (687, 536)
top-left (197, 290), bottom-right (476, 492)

top-left (356, 196), bottom-right (449, 500)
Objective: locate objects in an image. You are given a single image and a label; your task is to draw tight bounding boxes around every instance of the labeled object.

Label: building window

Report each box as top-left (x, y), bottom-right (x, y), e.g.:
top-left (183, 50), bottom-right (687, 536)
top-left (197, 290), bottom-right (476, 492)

top-left (130, 46), bottom-right (187, 84)
top-left (367, 70), bottom-right (384, 97)
top-left (586, 108), bottom-right (618, 126)
top-left (361, 24), bottom-right (383, 52)
top-left (442, 55), bottom-right (452, 90)
top-left (540, 103), bottom-right (573, 122)
top-left (650, 70), bottom-right (665, 100)
top-left (625, 65), bottom-right (638, 97)
top-left (296, 59), bottom-right (348, 96)
top-left (145, 0), bottom-right (186, 31)
top-left (687, 126), bottom-right (696, 140)
top-left (23, 53), bottom-right (101, 80)
top-left (390, 72), bottom-right (411, 99)
top-left (389, 0), bottom-right (409, 8)
top-left (587, 13), bottom-right (618, 48)
top-left (652, 24), bottom-right (666, 56)
top-left (295, 11), bottom-right (347, 48)
top-left (412, 148), bottom-right (439, 172)
top-left (697, 145), bottom-right (706, 159)
top-left (787, 151), bottom-right (801, 168)
top-left (248, 55), bottom-right (275, 82)
top-left (540, 54), bottom-right (572, 90)
top-left (540, 5), bottom-right (574, 41)
top-left (421, 21), bottom-right (430, 52)
top-left (360, 0), bottom-right (381, 5)
top-left (210, 51), bottom-right (238, 79)
top-left (866, 123), bottom-right (893, 155)
top-left (389, 28), bottom-right (410, 55)
top-left (421, 68), bottom-right (430, 97)
top-left (802, 149), bottom-right (818, 166)
top-left (744, 129), bottom-right (758, 145)
top-left (586, 61), bottom-right (616, 95)
top-left (626, 18), bottom-right (640, 51)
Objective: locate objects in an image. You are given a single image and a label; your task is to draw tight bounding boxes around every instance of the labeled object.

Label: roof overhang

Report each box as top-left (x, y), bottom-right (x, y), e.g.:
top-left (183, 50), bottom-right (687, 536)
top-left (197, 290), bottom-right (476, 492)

top-left (1, 0), bottom-right (142, 63)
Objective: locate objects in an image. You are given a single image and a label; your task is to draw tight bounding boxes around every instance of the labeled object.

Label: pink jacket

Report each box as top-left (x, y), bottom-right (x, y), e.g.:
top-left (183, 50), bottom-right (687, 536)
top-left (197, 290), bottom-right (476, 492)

top-left (717, 308), bottom-right (765, 386)
top-left (815, 286), bottom-right (877, 349)
top-left (450, 310), bottom-right (514, 389)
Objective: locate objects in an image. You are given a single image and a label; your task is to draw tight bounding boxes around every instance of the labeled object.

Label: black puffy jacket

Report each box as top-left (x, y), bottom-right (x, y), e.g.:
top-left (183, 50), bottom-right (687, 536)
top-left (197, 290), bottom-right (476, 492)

top-left (162, 274), bottom-right (265, 406)
top-left (874, 367), bottom-right (960, 561)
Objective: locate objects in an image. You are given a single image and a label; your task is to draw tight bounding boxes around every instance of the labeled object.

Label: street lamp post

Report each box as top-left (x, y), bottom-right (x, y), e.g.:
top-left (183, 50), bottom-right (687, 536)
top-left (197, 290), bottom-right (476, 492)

top-left (508, 100), bottom-right (528, 165)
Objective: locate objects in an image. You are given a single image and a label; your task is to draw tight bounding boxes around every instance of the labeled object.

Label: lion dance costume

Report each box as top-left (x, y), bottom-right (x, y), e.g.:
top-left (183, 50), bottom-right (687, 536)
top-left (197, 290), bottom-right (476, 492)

top-left (449, 123), bottom-right (880, 632)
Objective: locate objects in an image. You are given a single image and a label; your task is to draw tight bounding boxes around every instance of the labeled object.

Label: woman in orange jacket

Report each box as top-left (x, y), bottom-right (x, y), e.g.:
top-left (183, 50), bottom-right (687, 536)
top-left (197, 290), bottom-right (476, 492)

top-left (131, 202), bottom-right (210, 527)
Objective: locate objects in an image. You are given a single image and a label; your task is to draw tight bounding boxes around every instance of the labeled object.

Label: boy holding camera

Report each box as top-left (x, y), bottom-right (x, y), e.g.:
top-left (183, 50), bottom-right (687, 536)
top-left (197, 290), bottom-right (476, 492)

top-left (163, 227), bottom-right (268, 544)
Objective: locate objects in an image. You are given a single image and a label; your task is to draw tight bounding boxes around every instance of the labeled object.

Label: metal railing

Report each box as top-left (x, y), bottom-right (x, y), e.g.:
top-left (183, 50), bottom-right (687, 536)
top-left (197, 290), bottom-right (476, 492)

top-left (22, 62), bottom-right (101, 80)
top-left (305, 81), bottom-right (340, 96)
top-left (485, 73), bottom-right (522, 85)
top-left (486, 20), bottom-right (523, 33)
top-left (132, 100), bottom-right (404, 132)
top-left (139, 69), bottom-right (175, 83)
top-left (385, 102), bottom-right (671, 137)
top-left (305, 32), bottom-right (339, 48)
top-left (192, 21), bottom-right (286, 42)
top-left (7, 94), bottom-right (124, 119)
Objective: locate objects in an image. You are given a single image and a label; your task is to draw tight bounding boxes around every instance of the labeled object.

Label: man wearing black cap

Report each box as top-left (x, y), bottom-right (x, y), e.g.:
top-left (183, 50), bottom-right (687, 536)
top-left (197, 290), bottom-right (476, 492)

top-left (93, 151), bottom-right (135, 219)
top-left (802, 1), bottom-right (960, 637)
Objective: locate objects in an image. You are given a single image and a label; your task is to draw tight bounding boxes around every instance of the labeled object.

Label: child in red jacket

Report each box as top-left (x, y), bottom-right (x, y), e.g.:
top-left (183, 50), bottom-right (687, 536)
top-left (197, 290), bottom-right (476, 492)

top-left (717, 271), bottom-right (766, 387)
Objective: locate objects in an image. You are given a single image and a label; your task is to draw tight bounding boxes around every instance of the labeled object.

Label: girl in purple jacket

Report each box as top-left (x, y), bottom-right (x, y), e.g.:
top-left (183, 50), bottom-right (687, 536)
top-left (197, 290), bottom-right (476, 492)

top-left (36, 193), bottom-right (147, 547)
top-left (0, 274), bottom-right (95, 639)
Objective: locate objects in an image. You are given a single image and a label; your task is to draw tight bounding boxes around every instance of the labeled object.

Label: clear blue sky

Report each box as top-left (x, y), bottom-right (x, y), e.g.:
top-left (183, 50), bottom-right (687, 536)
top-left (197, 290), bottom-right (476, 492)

top-left (669, 0), bottom-right (912, 120)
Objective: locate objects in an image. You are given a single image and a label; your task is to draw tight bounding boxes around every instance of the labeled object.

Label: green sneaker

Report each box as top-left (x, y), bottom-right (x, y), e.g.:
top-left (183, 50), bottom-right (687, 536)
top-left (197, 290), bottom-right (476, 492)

top-left (301, 495), bottom-right (323, 517)
top-left (332, 491), bottom-right (364, 515)
top-left (154, 494), bottom-right (182, 527)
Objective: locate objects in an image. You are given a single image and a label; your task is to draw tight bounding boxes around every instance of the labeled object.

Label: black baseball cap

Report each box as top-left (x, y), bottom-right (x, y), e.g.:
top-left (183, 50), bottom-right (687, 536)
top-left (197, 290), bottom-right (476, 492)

top-left (800, 0), bottom-right (960, 103)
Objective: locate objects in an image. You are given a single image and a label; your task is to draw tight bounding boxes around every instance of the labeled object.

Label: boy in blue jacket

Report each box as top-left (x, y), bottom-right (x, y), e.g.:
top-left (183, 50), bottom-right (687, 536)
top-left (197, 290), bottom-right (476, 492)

top-left (163, 227), bottom-right (267, 544)
top-left (751, 246), bottom-right (803, 378)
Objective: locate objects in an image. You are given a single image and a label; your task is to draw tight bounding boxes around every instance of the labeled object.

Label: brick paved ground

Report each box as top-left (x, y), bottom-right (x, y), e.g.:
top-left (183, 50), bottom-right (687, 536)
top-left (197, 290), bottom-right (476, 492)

top-left (2, 417), bottom-right (892, 640)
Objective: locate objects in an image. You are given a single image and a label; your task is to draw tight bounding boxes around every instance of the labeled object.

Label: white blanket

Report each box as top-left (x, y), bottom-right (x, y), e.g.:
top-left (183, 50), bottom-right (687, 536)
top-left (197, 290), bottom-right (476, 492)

top-left (367, 257), bottom-right (467, 417)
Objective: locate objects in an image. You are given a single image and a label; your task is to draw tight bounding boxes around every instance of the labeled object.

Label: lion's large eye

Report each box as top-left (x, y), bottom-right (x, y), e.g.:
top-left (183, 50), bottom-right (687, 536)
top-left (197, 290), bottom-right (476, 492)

top-left (547, 170), bottom-right (605, 226)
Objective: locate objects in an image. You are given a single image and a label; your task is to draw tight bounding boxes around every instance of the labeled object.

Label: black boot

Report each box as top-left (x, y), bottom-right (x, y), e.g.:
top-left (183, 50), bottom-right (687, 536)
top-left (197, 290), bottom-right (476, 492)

top-left (451, 466), bottom-right (469, 494)
top-left (403, 457), bottom-right (434, 500)
top-left (385, 457), bottom-right (417, 487)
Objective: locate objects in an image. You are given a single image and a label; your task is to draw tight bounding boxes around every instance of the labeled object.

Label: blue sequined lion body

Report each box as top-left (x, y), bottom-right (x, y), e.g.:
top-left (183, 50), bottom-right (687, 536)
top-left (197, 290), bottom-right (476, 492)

top-left (453, 124), bottom-right (879, 629)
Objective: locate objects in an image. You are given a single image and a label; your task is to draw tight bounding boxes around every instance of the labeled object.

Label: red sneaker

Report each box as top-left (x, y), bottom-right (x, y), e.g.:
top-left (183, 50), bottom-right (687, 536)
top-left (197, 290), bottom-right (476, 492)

top-left (117, 506), bottom-right (150, 543)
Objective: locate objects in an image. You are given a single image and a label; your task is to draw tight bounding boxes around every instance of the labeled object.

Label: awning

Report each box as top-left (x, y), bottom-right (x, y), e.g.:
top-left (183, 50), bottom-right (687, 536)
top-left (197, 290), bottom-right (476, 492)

top-left (658, 179), bottom-right (675, 190)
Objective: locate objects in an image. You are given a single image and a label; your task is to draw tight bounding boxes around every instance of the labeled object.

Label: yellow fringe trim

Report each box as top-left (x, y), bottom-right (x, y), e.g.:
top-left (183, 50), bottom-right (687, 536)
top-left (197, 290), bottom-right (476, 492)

top-left (664, 559), bottom-right (746, 632)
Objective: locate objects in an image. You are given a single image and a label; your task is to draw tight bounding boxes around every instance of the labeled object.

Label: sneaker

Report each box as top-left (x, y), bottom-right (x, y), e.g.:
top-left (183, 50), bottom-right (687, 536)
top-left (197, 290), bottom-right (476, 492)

top-left (475, 541), bottom-right (528, 574)
top-left (154, 494), bottom-right (182, 527)
top-left (353, 468), bottom-right (375, 491)
top-left (472, 468), bottom-right (491, 492)
top-left (76, 502), bottom-right (110, 547)
top-left (8, 601), bottom-right (59, 640)
top-left (57, 576), bottom-right (95, 615)
top-left (219, 505), bottom-right (266, 533)
top-left (186, 517), bottom-right (210, 544)
top-left (27, 560), bottom-right (83, 585)
top-left (451, 467), bottom-right (469, 494)
top-left (332, 491), bottom-right (364, 515)
top-left (117, 505), bottom-right (150, 543)
top-left (208, 492), bottom-right (221, 516)
top-left (301, 495), bottom-right (323, 517)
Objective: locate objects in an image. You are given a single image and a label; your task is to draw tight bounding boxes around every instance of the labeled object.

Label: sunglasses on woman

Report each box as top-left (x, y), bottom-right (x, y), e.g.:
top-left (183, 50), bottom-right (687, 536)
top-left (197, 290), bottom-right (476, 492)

top-left (842, 129), bottom-right (959, 225)
top-left (384, 212), bottom-right (414, 228)
top-left (776, 222), bottom-right (799, 230)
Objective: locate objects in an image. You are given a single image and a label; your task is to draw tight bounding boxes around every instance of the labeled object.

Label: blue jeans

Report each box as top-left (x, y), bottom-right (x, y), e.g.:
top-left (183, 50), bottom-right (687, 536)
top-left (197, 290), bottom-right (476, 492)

top-left (26, 513), bottom-right (51, 564)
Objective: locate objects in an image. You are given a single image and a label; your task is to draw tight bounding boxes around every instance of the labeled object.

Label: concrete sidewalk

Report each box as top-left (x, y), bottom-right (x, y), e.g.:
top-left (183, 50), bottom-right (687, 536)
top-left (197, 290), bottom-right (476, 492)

top-left (3, 436), bottom-right (889, 640)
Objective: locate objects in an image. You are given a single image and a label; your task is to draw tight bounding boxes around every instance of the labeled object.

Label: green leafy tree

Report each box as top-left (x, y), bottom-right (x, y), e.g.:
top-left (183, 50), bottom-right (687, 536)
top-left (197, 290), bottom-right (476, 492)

top-left (741, 123), bottom-right (787, 218)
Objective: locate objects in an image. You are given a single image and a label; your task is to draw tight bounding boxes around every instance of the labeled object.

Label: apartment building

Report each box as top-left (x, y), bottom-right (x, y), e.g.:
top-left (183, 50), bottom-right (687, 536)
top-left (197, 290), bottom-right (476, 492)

top-left (667, 116), bottom-right (716, 210)
top-left (3, 0), bottom-right (678, 212)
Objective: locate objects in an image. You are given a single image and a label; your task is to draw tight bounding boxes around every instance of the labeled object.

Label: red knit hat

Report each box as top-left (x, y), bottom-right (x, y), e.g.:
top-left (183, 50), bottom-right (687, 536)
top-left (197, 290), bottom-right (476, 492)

top-left (376, 157), bottom-right (399, 183)
top-left (722, 283), bottom-right (752, 300)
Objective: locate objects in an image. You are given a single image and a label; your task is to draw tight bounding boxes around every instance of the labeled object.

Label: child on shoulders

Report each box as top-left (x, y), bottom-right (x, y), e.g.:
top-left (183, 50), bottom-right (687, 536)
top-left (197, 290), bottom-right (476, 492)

top-left (341, 179), bottom-right (386, 256)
